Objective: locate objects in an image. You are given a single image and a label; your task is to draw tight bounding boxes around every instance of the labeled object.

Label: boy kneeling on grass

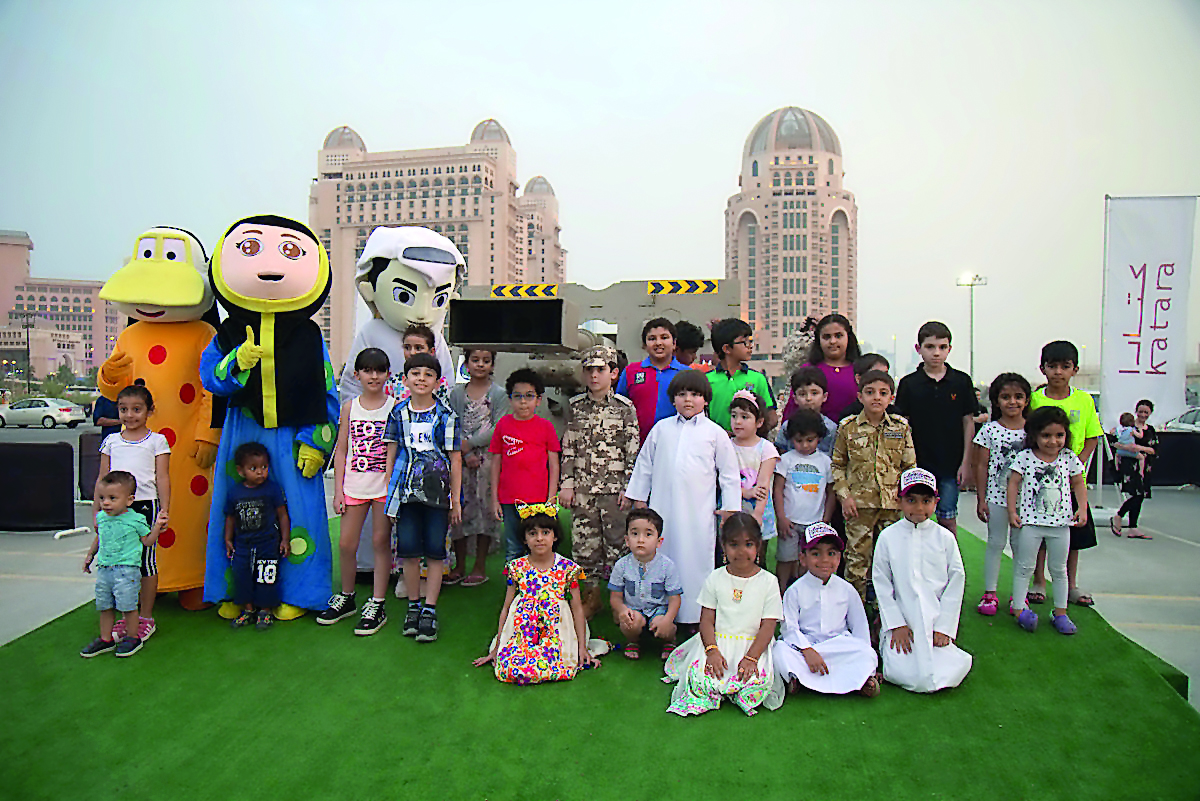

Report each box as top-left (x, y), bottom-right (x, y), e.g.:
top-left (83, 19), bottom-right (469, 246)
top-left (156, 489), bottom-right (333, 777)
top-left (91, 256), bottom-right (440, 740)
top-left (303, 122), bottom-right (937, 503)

top-left (608, 508), bottom-right (682, 661)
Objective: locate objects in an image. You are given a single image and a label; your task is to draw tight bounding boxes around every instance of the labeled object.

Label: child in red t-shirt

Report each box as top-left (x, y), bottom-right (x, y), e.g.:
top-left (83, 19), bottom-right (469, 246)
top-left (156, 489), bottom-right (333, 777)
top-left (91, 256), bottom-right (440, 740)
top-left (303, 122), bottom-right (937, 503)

top-left (490, 368), bottom-right (561, 562)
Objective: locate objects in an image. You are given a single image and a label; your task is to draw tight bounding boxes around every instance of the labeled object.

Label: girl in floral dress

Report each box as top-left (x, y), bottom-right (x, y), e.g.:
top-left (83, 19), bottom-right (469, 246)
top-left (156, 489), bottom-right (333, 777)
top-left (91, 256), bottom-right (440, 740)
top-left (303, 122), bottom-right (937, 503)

top-left (473, 504), bottom-right (600, 683)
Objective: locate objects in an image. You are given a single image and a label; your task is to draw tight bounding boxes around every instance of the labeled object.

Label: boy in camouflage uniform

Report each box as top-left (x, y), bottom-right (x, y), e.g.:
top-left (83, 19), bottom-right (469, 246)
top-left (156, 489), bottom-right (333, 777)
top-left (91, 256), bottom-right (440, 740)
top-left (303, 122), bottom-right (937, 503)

top-left (559, 344), bottom-right (641, 619)
top-left (831, 370), bottom-right (917, 602)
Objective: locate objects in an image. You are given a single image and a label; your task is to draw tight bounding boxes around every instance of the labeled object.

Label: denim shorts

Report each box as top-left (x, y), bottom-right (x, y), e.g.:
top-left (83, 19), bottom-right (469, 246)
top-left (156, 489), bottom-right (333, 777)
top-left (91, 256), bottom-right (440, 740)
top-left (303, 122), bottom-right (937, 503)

top-left (95, 565), bottom-right (140, 612)
top-left (395, 503), bottom-right (449, 560)
top-left (936, 476), bottom-right (959, 520)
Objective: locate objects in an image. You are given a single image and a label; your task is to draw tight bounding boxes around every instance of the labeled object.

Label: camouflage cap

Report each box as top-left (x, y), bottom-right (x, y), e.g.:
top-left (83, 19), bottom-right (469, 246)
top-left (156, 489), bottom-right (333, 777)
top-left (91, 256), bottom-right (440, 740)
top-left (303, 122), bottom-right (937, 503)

top-left (581, 344), bottom-right (618, 368)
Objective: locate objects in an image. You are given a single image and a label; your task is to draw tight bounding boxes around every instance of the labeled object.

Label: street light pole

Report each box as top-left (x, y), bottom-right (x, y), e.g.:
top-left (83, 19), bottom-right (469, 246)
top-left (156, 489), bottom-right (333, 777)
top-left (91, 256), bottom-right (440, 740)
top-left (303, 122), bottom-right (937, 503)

top-left (955, 274), bottom-right (988, 378)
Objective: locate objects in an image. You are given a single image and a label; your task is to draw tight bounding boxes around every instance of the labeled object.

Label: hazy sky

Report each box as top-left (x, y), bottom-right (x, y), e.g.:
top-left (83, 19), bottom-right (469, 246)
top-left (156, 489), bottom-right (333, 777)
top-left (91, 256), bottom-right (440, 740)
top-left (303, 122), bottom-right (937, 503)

top-left (2, 0), bottom-right (1198, 386)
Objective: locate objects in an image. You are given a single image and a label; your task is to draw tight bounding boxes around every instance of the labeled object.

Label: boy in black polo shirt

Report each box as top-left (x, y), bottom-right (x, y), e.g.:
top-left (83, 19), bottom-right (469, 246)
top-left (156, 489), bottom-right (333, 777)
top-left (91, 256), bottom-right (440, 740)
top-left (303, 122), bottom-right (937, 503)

top-left (895, 322), bottom-right (976, 535)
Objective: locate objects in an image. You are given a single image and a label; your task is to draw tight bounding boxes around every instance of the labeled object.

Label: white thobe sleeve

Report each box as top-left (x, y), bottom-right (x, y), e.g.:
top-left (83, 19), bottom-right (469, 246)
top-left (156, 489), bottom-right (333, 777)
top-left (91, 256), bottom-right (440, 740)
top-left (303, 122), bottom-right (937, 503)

top-left (781, 583), bottom-right (811, 649)
top-left (872, 531), bottom-right (906, 633)
top-left (624, 424), bottom-right (658, 502)
top-left (714, 432), bottom-right (742, 514)
top-left (844, 583), bottom-right (872, 646)
top-left (934, 531), bottom-right (967, 638)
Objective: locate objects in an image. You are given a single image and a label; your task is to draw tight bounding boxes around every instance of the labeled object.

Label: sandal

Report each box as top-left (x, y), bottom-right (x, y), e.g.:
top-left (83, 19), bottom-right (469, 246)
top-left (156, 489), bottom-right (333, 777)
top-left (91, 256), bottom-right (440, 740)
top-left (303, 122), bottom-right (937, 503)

top-left (1068, 588), bottom-right (1094, 607)
top-left (1052, 613), bottom-right (1077, 635)
top-left (442, 572), bottom-right (464, 586)
top-left (976, 592), bottom-right (998, 616)
top-left (859, 673), bottom-right (882, 698)
top-left (660, 643), bottom-right (676, 661)
top-left (1126, 529), bottom-right (1153, 540)
top-left (1027, 589), bottom-right (1047, 605)
top-left (623, 643), bottom-right (640, 660)
top-left (1110, 517), bottom-right (1122, 537)
top-left (462, 574), bottom-right (490, 587)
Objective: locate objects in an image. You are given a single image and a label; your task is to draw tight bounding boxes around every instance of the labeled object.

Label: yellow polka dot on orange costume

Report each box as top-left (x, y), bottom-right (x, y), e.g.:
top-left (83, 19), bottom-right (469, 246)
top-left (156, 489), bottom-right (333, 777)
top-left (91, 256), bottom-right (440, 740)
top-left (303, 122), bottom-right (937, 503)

top-left (290, 537), bottom-right (307, 556)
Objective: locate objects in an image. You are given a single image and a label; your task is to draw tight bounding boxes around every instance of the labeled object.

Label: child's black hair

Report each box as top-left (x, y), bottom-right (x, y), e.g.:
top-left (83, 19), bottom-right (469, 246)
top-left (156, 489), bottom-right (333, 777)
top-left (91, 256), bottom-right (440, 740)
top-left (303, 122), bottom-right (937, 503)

top-left (641, 317), bottom-right (677, 343)
top-left (988, 372), bottom-right (1031, 421)
top-left (626, 507), bottom-right (664, 537)
top-left (1119, 411), bottom-right (1135, 427)
top-left (805, 314), bottom-right (862, 365)
top-left (234, 441), bottom-right (269, 467)
top-left (786, 408), bottom-right (828, 441)
top-left (917, 321), bottom-right (952, 345)
top-left (506, 367), bottom-right (544, 396)
top-left (853, 353), bottom-right (889, 377)
top-left (720, 511), bottom-right (764, 550)
top-left (728, 391), bottom-right (764, 421)
top-left (116, 384), bottom-right (154, 411)
top-left (463, 347), bottom-right (497, 363)
top-left (858, 369), bottom-right (894, 393)
top-left (1024, 406), bottom-right (1072, 453)
top-left (98, 469), bottom-right (137, 496)
top-left (354, 347), bottom-right (390, 372)
top-left (674, 320), bottom-right (705, 352)
top-left (790, 365), bottom-right (827, 392)
top-left (1040, 340), bottom-right (1079, 368)
top-left (403, 352), bottom-right (441, 379)
top-left (710, 318), bottom-right (753, 360)
top-left (518, 511), bottom-right (562, 545)
top-left (666, 368), bottom-right (712, 403)
top-left (403, 323), bottom-right (436, 350)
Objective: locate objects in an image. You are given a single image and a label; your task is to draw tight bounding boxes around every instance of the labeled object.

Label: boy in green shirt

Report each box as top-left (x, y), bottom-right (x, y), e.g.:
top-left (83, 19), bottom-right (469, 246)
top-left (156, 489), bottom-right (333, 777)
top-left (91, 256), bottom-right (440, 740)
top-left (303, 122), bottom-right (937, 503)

top-left (706, 318), bottom-right (777, 434)
top-left (1028, 340), bottom-right (1103, 608)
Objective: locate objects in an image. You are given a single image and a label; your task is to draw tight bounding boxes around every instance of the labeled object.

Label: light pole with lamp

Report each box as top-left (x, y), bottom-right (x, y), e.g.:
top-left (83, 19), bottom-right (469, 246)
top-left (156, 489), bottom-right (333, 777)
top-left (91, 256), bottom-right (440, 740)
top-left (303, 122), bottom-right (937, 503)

top-left (955, 273), bottom-right (987, 378)
top-left (15, 311), bottom-right (38, 394)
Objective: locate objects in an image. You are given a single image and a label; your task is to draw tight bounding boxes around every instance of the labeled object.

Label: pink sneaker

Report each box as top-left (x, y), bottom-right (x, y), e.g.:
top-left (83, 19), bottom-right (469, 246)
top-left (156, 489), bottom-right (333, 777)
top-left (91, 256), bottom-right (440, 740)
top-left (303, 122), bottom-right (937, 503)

top-left (977, 593), bottom-right (999, 616)
top-left (137, 617), bottom-right (156, 641)
top-left (111, 619), bottom-right (127, 639)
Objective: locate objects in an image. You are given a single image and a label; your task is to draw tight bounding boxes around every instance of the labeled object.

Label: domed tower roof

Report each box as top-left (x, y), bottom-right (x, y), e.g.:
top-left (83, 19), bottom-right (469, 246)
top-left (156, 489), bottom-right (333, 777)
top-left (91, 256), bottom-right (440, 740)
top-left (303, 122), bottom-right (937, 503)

top-left (523, 176), bottom-right (554, 196)
top-left (743, 107), bottom-right (841, 158)
top-left (323, 126), bottom-right (366, 150)
top-left (470, 118), bottom-right (511, 144)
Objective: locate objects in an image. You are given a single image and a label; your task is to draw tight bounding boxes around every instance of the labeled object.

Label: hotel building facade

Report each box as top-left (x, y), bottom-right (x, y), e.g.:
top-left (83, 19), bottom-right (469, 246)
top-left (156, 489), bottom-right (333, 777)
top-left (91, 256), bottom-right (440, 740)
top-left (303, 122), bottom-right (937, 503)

top-left (725, 107), bottom-right (858, 379)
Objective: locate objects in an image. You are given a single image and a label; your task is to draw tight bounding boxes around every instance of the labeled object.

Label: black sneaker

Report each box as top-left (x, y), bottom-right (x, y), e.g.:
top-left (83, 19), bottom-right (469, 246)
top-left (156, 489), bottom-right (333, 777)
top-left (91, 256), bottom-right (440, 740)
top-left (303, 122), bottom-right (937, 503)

top-left (115, 637), bottom-right (143, 657)
top-left (355, 599), bottom-right (387, 636)
top-left (402, 605), bottom-right (421, 637)
top-left (80, 637), bottom-right (117, 658)
top-left (231, 610), bottom-right (255, 629)
top-left (255, 609), bottom-right (274, 631)
top-left (316, 592), bottom-right (357, 625)
top-left (415, 609), bottom-right (438, 643)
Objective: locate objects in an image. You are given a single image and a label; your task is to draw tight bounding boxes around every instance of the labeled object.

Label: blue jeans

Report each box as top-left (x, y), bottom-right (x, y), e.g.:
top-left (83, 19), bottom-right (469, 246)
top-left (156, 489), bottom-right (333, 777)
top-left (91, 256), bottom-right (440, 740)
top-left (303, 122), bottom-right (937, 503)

top-left (502, 504), bottom-right (526, 563)
top-left (395, 503), bottom-right (449, 560)
top-left (231, 539), bottom-right (282, 608)
top-left (936, 476), bottom-right (960, 520)
top-left (94, 565), bottom-right (140, 612)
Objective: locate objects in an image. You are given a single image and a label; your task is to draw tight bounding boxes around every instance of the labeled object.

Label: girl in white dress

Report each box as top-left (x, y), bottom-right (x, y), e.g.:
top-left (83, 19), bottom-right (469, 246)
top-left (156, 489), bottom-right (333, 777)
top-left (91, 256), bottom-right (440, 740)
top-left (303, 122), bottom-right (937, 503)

top-left (664, 513), bottom-right (785, 716)
top-left (773, 523), bottom-right (879, 697)
top-left (971, 372), bottom-right (1031, 616)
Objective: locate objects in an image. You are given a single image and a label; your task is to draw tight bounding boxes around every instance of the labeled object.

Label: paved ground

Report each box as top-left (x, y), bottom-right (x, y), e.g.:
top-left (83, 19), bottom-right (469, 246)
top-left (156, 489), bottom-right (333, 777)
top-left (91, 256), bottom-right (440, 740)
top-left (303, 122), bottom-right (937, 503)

top-left (3, 424), bottom-right (1197, 708)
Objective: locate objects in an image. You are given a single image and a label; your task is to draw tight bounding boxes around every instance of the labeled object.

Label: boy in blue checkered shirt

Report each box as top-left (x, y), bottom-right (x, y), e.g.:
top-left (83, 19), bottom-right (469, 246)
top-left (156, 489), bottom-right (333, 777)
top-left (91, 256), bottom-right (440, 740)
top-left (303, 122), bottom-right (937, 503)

top-left (380, 353), bottom-right (462, 642)
top-left (608, 508), bottom-right (682, 661)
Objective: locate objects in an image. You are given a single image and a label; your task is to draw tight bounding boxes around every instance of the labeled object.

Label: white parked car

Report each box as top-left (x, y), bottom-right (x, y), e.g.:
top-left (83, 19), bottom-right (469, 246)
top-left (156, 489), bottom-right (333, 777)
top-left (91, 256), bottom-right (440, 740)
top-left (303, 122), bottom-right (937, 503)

top-left (0, 397), bottom-right (87, 428)
top-left (1162, 407), bottom-right (1200, 434)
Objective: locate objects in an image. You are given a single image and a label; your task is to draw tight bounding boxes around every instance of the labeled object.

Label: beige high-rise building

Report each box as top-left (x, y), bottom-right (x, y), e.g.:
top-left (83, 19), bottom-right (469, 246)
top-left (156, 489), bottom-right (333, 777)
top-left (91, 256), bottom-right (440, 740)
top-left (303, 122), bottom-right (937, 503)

top-left (725, 107), bottom-right (858, 379)
top-left (309, 119), bottom-right (566, 371)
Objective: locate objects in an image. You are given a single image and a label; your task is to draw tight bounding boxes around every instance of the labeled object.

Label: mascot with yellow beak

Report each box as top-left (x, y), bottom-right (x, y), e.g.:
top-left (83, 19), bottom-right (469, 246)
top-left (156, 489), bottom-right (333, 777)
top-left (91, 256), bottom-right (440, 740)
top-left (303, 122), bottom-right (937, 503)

top-left (98, 227), bottom-right (220, 611)
top-left (200, 215), bottom-right (339, 619)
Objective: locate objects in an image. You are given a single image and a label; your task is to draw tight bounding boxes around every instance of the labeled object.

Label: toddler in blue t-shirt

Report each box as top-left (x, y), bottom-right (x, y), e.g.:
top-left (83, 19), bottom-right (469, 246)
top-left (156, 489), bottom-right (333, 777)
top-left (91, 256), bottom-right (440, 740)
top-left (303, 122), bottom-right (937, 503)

top-left (224, 442), bottom-right (290, 631)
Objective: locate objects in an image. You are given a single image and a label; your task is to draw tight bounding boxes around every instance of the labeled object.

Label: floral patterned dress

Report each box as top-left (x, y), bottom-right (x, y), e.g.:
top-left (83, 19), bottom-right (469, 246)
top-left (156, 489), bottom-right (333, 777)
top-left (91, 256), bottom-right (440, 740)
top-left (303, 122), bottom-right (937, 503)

top-left (495, 555), bottom-right (585, 684)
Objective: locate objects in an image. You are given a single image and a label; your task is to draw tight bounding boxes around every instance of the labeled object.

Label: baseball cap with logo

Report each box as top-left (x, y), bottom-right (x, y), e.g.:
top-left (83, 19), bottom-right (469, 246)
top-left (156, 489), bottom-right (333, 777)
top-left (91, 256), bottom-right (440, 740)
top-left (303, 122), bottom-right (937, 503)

top-left (581, 344), bottom-right (618, 369)
top-left (801, 522), bottom-right (845, 551)
top-left (899, 467), bottom-right (938, 496)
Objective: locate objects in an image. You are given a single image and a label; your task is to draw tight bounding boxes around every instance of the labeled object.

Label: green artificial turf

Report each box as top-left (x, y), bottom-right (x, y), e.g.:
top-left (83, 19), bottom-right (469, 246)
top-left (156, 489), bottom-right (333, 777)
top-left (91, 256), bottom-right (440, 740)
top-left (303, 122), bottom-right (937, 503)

top-left (3, 527), bottom-right (1199, 801)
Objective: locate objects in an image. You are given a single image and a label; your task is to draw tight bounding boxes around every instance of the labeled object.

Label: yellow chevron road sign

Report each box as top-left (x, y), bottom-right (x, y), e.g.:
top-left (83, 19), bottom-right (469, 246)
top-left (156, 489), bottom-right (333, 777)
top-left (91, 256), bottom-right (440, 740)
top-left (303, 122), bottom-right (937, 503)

top-left (490, 284), bottom-right (558, 298)
top-left (646, 279), bottom-right (718, 295)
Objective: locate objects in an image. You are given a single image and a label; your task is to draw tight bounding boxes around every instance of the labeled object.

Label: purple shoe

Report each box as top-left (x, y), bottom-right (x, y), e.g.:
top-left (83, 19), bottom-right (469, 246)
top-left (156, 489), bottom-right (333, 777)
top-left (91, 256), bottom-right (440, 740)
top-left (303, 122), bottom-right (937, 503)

top-left (1017, 608), bottom-right (1038, 633)
top-left (1052, 613), bottom-right (1077, 635)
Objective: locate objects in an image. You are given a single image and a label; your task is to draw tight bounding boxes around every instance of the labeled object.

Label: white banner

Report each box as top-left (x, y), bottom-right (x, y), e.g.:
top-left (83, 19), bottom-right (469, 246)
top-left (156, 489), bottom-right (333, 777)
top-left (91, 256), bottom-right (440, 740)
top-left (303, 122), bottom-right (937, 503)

top-left (1100, 196), bottom-right (1196, 428)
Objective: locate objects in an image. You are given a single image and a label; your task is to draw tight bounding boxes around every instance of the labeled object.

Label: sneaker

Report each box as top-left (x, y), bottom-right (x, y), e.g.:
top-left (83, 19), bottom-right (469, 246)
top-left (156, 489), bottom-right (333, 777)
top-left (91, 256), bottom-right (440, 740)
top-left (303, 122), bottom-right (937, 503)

top-left (316, 592), bottom-right (357, 625)
top-left (231, 610), bottom-right (255, 629)
top-left (111, 619), bottom-right (127, 640)
top-left (255, 609), bottom-right (274, 631)
top-left (1052, 613), bottom-right (1078, 635)
top-left (137, 616), bottom-right (156, 641)
top-left (977, 593), bottom-right (999, 616)
top-left (403, 605), bottom-right (421, 637)
top-left (115, 637), bottom-right (143, 657)
top-left (415, 608), bottom-right (438, 643)
top-left (80, 637), bottom-right (117, 658)
top-left (1017, 608), bottom-right (1039, 633)
top-left (354, 599), bottom-right (387, 636)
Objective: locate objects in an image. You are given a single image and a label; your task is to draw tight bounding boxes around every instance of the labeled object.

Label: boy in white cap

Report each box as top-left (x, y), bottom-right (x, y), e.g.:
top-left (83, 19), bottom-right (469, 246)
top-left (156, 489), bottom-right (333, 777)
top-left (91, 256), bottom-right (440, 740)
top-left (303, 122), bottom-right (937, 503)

top-left (872, 467), bottom-right (972, 693)
top-left (772, 522), bottom-right (880, 697)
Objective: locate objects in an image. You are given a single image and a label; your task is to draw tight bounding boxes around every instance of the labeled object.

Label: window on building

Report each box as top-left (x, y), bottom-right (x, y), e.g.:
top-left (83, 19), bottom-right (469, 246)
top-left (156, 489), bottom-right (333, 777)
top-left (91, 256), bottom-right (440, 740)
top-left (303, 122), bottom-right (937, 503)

top-left (752, 161), bottom-right (758, 177)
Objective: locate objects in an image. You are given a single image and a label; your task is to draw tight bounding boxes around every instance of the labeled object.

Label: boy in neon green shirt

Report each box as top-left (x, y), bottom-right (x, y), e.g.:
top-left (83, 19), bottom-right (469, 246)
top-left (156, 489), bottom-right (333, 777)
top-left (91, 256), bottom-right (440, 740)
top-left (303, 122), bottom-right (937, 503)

top-left (1028, 340), bottom-right (1102, 608)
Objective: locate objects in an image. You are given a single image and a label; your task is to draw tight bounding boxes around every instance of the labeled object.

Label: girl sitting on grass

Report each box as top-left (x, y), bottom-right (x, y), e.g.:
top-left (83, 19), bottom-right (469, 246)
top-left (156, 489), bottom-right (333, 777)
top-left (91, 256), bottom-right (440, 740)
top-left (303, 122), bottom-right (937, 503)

top-left (663, 513), bottom-right (785, 716)
top-left (473, 503), bottom-right (601, 683)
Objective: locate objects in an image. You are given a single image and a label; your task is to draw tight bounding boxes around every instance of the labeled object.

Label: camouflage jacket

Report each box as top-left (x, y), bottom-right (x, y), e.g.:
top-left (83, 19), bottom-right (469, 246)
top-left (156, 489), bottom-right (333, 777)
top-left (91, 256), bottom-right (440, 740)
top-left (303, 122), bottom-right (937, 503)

top-left (831, 410), bottom-right (917, 510)
top-left (559, 391), bottom-right (640, 494)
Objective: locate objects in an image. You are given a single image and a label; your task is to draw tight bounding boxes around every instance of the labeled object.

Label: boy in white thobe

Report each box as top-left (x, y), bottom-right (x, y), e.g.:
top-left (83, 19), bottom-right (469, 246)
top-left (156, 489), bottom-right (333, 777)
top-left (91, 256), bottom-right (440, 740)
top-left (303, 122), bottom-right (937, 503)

top-left (625, 370), bottom-right (741, 627)
top-left (773, 523), bottom-right (879, 696)
top-left (873, 468), bottom-right (972, 693)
